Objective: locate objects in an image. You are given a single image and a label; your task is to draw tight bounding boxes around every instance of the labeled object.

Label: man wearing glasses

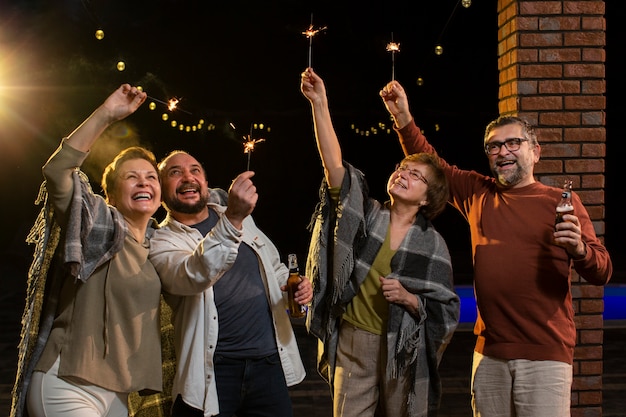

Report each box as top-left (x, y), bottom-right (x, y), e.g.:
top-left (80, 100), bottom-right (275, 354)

top-left (380, 80), bottom-right (612, 417)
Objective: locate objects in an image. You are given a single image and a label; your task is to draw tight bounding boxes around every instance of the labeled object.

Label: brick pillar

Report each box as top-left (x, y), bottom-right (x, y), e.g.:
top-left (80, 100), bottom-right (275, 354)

top-left (497, 1), bottom-right (606, 415)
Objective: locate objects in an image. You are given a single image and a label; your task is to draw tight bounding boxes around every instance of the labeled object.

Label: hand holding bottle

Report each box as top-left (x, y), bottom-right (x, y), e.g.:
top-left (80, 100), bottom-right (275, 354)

top-left (553, 180), bottom-right (586, 259)
top-left (283, 254), bottom-right (313, 318)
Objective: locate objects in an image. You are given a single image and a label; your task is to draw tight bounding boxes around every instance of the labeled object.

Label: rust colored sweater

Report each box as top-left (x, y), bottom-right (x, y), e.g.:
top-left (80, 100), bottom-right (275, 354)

top-left (397, 120), bottom-right (612, 364)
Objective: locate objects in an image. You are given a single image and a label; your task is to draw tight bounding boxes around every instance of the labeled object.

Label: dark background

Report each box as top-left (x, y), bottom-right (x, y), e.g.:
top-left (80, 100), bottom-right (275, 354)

top-left (0, 0), bottom-right (623, 286)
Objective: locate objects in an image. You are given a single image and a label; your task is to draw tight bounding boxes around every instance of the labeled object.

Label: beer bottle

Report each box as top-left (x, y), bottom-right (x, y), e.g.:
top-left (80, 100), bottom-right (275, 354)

top-left (555, 179), bottom-right (574, 227)
top-left (287, 254), bottom-right (306, 318)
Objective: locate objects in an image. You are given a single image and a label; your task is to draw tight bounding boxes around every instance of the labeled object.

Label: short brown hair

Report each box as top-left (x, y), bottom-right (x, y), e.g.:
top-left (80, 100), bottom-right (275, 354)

top-left (401, 153), bottom-right (449, 220)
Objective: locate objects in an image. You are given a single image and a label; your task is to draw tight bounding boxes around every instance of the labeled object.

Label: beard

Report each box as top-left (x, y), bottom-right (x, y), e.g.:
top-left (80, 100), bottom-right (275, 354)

top-left (164, 184), bottom-right (210, 214)
top-left (492, 158), bottom-right (530, 187)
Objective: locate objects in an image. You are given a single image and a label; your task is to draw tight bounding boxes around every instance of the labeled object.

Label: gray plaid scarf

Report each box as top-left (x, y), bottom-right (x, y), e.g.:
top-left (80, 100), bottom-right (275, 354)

top-left (11, 170), bottom-right (126, 417)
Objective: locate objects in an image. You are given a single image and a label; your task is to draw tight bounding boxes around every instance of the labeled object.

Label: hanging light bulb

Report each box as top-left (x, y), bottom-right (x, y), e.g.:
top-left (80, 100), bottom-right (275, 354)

top-left (95, 29), bottom-right (104, 40)
top-left (417, 77), bottom-right (424, 86)
top-left (434, 45), bottom-right (444, 56)
top-left (116, 61), bottom-right (126, 71)
top-left (462, 0), bottom-right (472, 8)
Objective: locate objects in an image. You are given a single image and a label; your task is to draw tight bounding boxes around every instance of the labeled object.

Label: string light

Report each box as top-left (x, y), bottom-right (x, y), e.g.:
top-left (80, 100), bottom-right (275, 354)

top-left (84, 6), bottom-right (471, 143)
top-left (434, 0), bottom-right (469, 56)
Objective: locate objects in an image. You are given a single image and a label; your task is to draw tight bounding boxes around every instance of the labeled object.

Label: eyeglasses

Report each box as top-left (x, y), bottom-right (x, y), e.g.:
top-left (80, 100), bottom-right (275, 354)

top-left (395, 164), bottom-right (428, 185)
top-left (484, 137), bottom-right (529, 155)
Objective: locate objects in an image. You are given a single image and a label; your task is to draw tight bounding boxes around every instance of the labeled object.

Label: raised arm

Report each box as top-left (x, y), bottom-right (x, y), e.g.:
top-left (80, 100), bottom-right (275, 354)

top-left (42, 84), bottom-right (147, 223)
top-left (300, 68), bottom-right (345, 188)
top-left (380, 80), bottom-right (439, 158)
top-left (66, 84), bottom-right (146, 152)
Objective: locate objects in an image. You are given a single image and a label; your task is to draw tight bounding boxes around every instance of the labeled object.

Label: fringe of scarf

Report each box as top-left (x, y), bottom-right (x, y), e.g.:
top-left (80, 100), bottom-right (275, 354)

top-left (10, 181), bottom-right (61, 417)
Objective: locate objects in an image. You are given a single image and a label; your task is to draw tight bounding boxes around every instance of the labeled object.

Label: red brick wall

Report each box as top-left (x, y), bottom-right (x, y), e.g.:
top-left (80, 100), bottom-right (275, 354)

top-left (496, 1), bottom-right (606, 415)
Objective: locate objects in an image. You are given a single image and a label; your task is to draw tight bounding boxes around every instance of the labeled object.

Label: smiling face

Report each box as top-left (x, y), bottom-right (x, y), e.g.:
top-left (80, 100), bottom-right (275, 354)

top-left (387, 161), bottom-right (430, 207)
top-left (485, 123), bottom-right (540, 188)
top-left (107, 158), bottom-right (161, 221)
top-left (158, 152), bottom-right (210, 219)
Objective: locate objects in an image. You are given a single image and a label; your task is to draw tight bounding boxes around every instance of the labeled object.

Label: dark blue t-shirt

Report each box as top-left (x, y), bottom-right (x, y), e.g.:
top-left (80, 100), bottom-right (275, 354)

top-left (192, 208), bottom-right (277, 359)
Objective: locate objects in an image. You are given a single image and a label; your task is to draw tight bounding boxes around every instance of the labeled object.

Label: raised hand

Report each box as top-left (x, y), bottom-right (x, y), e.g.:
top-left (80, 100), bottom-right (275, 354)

top-left (224, 171), bottom-right (258, 229)
top-left (100, 84), bottom-right (148, 124)
top-left (300, 67), bottom-right (327, 105)
top-left (66, 84), bottom-right (147, 153)
top-left (379, 80), bottom-right (412, 129)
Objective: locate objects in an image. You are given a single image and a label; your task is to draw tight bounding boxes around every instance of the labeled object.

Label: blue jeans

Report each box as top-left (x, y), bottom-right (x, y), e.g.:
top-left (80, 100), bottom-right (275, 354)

top-left (172, 353), bottom-right (293, 417)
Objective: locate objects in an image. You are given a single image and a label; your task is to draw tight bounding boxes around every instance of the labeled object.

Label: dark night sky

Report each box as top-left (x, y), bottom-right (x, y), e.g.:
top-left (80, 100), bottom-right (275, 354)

top-left (0, 0), bottom-right (623, 285)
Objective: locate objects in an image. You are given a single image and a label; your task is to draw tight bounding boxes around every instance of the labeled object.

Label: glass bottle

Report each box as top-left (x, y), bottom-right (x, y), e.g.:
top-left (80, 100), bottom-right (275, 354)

top-left (555, 179), bottom-right (574, 226)
top-left (287, 254), bottom-right (306, 318)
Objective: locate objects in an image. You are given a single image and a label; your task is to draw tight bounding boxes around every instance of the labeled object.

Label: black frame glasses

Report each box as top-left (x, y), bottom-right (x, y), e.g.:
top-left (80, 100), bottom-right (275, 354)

top-left (395, 164), bottom-right (428, 185)
top-left (484, 137), bottom-right (529, 155)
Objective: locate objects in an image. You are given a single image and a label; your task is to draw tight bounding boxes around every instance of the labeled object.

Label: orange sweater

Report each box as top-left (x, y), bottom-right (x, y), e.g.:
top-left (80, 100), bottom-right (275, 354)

top-left (397, 120), bottom-right (612, 364)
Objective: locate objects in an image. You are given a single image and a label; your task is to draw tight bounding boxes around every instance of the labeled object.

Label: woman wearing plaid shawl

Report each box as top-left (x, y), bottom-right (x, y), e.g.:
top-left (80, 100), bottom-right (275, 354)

top-left (301, 68), bottom-right (460, 417)
top-left (12, 85), bottom-right (164, 417)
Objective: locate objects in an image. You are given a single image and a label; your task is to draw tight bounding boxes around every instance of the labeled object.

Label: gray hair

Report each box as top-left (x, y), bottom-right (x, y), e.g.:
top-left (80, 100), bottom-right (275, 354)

top-left (484, 116), bottom-right (538, 146)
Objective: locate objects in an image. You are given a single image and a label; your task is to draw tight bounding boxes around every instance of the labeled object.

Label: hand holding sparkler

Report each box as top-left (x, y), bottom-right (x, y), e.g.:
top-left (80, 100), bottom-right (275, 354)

top-left (103, 84), bottom-right (147, 123)
top-left (379, 80), bottom-right (412, 130)
top-left (66, 84), bottom-right (146, 153)
top-left (224, 171), bottom-right (258, 230)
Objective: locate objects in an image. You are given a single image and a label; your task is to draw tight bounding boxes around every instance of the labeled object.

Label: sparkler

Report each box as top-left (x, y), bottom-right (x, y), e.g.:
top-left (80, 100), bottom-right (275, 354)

top-left (146, 95), bottom-right (192, 114)
top-left (386, 34), bottom-right (401, 81)
top-left (302, 14), bottom-right (327, 68)
top-left (243, 136), bottom-right (266, 171)
top-left (230, 123), bottom-right (266, 171)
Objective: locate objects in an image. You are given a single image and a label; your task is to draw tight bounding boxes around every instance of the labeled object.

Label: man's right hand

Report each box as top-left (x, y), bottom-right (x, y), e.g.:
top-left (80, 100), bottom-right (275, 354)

top-left (224, 171), bottom-right (258, 230)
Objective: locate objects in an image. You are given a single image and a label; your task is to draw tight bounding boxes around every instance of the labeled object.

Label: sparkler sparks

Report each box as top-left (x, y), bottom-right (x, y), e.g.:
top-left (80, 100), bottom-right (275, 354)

top-left (146, 95), bottom-right (191, 114)
top-left (230, 123), bottom-right (266, 171)
top-left (386, 34), bottom-right (401, 81)
top-left (243, 137), bottom-right (266, 154)
top-left (167, 98), bottom-right (179, 111)
top-left (243, 136), bottom-right (265, 171)
top-left (302, 14), bottom-right (327, 68)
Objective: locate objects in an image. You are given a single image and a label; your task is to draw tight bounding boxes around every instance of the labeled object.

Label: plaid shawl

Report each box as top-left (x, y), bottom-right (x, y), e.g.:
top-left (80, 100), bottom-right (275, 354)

top-left (10, 170), bottom-right (126, 417)
top-left (306, 162), bottom-right (459, 417)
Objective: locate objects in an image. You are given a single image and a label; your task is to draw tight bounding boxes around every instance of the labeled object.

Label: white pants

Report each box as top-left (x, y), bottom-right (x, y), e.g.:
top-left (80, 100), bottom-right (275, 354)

top-left (471, 351), bottom-right (572, 417)
top-left (27, 356), bottom-right (128, 417)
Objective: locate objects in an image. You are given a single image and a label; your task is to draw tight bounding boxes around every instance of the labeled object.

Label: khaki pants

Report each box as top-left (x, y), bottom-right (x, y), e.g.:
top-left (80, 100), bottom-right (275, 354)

top-left (333, 322), bottom-right (411, 417)
top-left (471, 351), bottom-right (572, 417)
